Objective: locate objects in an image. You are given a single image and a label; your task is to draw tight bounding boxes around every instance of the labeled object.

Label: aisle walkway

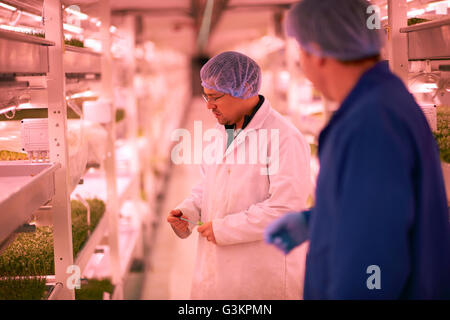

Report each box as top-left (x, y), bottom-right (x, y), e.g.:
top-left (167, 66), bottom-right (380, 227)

top-left (141, 97), bottom-right (215, 300)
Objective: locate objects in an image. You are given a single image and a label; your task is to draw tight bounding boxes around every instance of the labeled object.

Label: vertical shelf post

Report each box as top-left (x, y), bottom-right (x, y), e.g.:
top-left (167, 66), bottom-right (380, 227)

top-left (123, 15), bottom-right (140, 196)
top-left (44, 0), bottom-right (75, 300)
top-left (387, 0), bottom-right (409, 84)
top-left (123, 14), bottom-right (146, 264)
top-left (99, 0), bottom-right (122, 299)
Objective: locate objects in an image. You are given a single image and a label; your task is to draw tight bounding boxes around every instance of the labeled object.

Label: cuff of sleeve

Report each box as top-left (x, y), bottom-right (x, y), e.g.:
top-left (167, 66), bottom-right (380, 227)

top-left (211, 218), bottom-right (227, 246)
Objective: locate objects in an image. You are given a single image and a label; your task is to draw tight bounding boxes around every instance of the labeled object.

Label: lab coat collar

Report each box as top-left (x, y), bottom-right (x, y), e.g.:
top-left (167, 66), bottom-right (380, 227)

top-left (238, 96), bottom-right (271, 131)
top-left (224, 95), bottom-right (265, 132)
top-left (220, 98), bottom-right (272, 159)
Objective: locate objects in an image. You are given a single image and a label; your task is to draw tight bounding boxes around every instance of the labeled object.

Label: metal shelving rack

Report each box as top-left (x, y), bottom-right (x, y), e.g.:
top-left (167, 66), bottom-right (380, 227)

top-left (0, 0), bottom-right (147, 300)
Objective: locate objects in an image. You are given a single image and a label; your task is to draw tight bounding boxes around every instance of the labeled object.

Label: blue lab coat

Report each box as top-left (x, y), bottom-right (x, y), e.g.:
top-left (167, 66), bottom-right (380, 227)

top-left (304, 61), bottom-right (450, 299)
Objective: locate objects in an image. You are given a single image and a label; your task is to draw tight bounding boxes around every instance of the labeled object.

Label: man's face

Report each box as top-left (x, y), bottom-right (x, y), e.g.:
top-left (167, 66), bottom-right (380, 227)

top-left (203, 87), bottom-right (245, 126)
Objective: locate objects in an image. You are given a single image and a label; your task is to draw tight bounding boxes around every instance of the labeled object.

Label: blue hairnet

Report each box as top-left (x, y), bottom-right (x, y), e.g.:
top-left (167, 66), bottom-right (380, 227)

top-left (200, 51), bottom-right (262, 99)
top-left (285, 0), bottom-right (385, 61)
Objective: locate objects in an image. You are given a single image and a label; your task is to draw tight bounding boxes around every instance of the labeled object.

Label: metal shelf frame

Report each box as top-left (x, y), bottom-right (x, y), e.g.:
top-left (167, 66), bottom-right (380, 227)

top-left (73, 212), bottom-right (109, 275)
top-left (0, 30), bottom-right (53, 75)
top-left (64, 45), bottom-right (102, 75)
top-left (0, 162), bottom-right (60, 245)
top-left (0, 0), bottom-right (146, 301)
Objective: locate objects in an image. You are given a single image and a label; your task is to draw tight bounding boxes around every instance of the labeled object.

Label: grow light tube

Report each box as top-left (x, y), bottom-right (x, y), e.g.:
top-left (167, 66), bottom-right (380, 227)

top-left (84, 38), bottom-right (101, 52)
top-left (63, 23), bottom-right (83, 34)
top-left (0, 24), bottom-right (41, 34)
top-left (89, 17), bottom-right (102, 27)
top-left (0, 3), bottom-right (42, 22)
top-left (426, 0), bottom-right (450, 14)
top-left (20, 10), bottom-right (42, 22)
top-left (415, 83), bottom-right (439, 93)
top-left (0, 99), bottom-right (32, 118)
top-left (66, 90), bottom-right (96, 100)
top-left (427, 0), bottom-right (450, 9)
top-left (0, 2), bottom-right (16, 11)
top-left (0, 105), bottom-right (16, 116)
top-left (407, 8), bottom-right (426, 17)
top-left (65, 7), bottom-right (88, 20)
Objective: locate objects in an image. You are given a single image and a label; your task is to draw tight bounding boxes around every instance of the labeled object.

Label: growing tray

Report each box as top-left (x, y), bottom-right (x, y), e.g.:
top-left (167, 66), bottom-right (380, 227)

top-left (0, 162), bottom-right (60, 244)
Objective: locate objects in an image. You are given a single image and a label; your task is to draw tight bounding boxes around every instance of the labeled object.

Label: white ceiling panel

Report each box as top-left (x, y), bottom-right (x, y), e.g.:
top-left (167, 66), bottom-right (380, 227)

top-left (110, 0), bottom-right (191, 10)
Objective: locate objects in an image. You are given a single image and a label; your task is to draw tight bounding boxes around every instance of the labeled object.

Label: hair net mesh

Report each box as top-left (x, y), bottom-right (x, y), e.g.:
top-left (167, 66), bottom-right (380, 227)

top-left (285, 0), bottom-right (385, 61)
top-left (200, 51), bottom-right (262, 99)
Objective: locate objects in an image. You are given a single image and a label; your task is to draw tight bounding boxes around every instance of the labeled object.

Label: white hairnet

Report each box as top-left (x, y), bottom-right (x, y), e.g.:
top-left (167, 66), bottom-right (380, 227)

top-left (200, 51), bottom-right (262, 99)
top-left (285, 0), bottom-right (385, 61)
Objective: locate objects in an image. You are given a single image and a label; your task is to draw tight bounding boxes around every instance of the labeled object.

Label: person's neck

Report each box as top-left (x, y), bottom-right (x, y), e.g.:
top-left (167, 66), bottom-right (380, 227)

top-left (329, 60), bottom-right (378, 104)
top-left (235, 95), bottom-right (260, 129)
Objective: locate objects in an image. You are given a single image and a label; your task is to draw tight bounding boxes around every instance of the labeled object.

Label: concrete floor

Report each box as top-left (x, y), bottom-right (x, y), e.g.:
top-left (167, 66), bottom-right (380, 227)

top-left (140, 97), bottom-right (215, 300)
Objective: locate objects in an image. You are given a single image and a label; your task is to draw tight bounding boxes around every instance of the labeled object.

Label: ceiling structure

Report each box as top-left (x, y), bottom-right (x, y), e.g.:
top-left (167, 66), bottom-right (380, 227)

top-left (109, 0), bottom-right (298, 56)
top-left (3, 0), bottom-right (449, 56)
top-left (108, 0), bottom-right (450, 56)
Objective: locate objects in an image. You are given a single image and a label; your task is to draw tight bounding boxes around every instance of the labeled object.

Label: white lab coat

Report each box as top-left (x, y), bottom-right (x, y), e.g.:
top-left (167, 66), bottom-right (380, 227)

top-left (176, 99), bottom-right (311, 300)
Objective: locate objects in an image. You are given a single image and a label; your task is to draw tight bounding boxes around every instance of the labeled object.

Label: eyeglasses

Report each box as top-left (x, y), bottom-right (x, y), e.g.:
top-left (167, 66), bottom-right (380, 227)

top-left (202, 93), bottom-right (225, 103)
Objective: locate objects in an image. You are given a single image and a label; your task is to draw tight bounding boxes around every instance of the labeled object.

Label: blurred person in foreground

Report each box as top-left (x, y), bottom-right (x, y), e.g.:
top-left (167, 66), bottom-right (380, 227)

top-left (167, 51), bottom-right (311, 299)
top-left (265, 0), bottom-right (450, 299)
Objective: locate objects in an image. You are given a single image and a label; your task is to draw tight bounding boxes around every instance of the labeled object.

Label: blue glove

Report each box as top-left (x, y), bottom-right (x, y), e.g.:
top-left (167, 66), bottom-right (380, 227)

top-left (264, 211), bottom-right (310, 254)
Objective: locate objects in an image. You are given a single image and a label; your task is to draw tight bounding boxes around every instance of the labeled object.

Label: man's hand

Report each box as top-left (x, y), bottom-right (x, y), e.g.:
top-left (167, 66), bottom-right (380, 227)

top-left (198, 221), bottom-right (217, 244)
top-left (167, 209), bottom-right (189, 233)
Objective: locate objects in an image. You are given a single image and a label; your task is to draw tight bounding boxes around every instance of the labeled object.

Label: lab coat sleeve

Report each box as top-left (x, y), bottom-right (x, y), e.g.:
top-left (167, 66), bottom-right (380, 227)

top-left (328, 118), bottom-right (414, 299)
top-left (213, 132), bottom-right (311, 246)
top-left (175, 164), bottom-right (205, 234)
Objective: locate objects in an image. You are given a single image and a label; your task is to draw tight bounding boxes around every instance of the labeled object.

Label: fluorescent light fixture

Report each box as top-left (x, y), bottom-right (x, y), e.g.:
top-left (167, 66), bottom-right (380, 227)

top-left (90, 17), bottom-right (101, 26)
top-left (0, 106), bottom-right (16, 116)
top-left (279, 70), bottom-right (290, 82)
top-left (65, 7), bottom-right (88, 20)
top-left (422, 83), bottom-right (438, 89)
top-left (412, 83), bottom-right (438, 93)
top-left (18, 103), bottom-right (34, 109)
top-left (0, 24), bottom-right (39, 33)
top-left (407, 8), bottom-right (425, 17)
top-left (63, 23), bottom-right (83, 34)
top-left (20, 10), bottom-right (42, 22)
top-left (66, 90), bottom-right (96, 100)
top-left (426, 0), bottom-right (450, 14)
top-left (0, 2), bottom-right (16, 11)
top-left (84, 38), bottom-right (102, 52)
top-left (426, 0), bottom-right (450, 8)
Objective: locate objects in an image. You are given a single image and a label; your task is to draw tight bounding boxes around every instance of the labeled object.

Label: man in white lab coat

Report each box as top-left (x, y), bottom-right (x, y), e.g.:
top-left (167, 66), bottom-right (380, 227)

top-left (167, 51), bottom-right (311, 299)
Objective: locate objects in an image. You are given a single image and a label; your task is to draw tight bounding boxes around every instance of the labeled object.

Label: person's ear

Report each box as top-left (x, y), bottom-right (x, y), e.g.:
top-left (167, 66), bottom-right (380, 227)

top-left (307, 53), bottom-right (325, 69)
top-left (318, 56), bottom-right (328, 68)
